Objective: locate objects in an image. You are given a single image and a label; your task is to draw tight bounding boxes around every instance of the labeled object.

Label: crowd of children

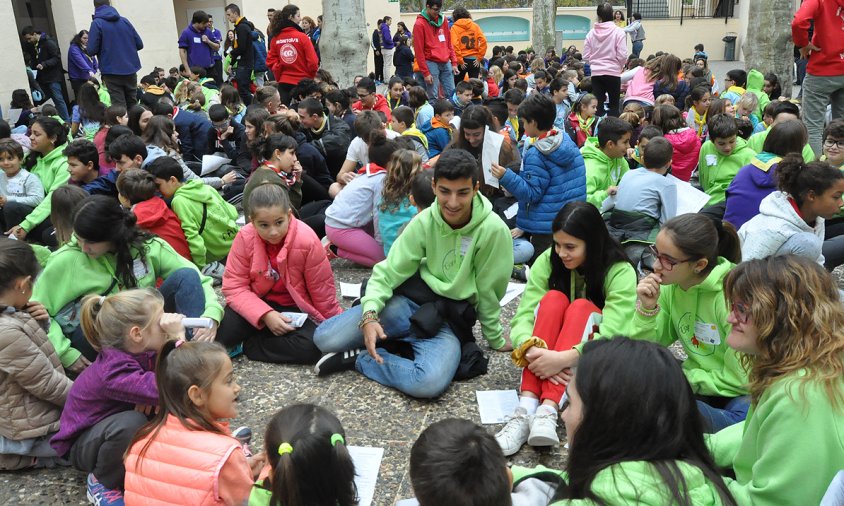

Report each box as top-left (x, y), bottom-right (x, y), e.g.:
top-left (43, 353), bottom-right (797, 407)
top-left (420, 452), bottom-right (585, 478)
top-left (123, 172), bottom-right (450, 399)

top-left (1, 0), bottom-right (843, 504)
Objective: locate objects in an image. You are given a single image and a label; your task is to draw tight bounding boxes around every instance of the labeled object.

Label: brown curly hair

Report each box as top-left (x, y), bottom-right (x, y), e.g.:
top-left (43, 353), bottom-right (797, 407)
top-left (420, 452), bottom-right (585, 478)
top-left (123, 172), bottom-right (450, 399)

top-left (379, 149), bottom-right (421, 212)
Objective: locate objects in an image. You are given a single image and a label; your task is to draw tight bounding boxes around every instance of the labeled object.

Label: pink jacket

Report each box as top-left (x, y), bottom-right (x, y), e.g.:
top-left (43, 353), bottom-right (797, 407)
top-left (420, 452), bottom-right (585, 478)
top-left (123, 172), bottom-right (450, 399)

top-left (664, 127), bottom-right (701, 182)
top-left (222, 218), bottom-right (342, 327)
top-left (622, 67), bottom-right (655, 105)
top-left (582, 21), bottom-right (627, 77)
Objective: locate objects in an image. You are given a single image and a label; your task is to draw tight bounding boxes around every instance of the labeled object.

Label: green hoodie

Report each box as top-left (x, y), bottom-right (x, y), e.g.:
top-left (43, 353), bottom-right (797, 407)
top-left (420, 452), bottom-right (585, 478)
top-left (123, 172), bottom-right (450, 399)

top-left (746, 128), bottom-right (816, 163)
top-left (629, 258), bottom-right (747, 397)
top-left (171, 179), bottom-right (239, 268)
top-left (509, 249), bottom-right (637, 350)
top-left (698, 137), bottom-right (755, 205)
top-left (360, 193), bottom-right (513, 348)
top-left (581, 137), bottom-right (629, 209)
top-left (708, 371), bottom-right (844, 505)
top-left (31, 237), bottom-right (223, 367)
top-left (419, 9), bottom-right (444, 27)
top-left (744, 69), bottom-right (770, 119)
top-left (19, 145), bottom-right (70, 232)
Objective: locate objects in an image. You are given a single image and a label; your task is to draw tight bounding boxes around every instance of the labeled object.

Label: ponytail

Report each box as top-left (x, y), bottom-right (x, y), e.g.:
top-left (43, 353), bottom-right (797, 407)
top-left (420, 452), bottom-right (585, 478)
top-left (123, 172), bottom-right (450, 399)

top-left (776, 154), bottom-right (844, 207)
top-left (257, 133), bottom-right (298, 163)
top-left (662, 214), bottom-right (740, 273)
top-left (79, 288), bottom-right (163, 352)
top-left (24, 117), bottom-right (70, 170)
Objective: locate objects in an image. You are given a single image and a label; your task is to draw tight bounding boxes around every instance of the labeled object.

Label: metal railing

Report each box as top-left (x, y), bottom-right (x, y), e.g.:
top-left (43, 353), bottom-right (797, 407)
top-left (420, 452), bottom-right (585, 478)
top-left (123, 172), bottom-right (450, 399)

top-left (628, 0), bottom-right (736, 22)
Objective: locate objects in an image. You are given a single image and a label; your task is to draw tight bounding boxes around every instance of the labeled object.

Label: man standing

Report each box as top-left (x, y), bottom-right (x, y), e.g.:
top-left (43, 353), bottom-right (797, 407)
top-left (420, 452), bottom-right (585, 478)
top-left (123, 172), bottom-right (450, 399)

top-left (225, 3), bottom-right (256, 107)
top-left (208, 15), bottom-right (224, 85)
top-left (792, 0), bottom-right (844, 157)
top-left (380, 16), bottom-right (396, 82)
top-left (178, 11), bottom-right (220, 84)
top-left (372, 20), bottom-right (384, 83)
top-left (623, 12), bottom-right (645, 59)
top-left (413, 0), bottom-right (459, 101)
top-left (20, 27), bottom-right (70, 121)
top-left (87, 0), bottom-right (144, 107)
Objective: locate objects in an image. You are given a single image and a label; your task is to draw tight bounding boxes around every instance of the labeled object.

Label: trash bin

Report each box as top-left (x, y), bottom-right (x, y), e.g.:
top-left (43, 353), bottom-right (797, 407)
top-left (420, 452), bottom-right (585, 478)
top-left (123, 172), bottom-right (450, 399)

top-left (723, 32), bottom-right (738, 61)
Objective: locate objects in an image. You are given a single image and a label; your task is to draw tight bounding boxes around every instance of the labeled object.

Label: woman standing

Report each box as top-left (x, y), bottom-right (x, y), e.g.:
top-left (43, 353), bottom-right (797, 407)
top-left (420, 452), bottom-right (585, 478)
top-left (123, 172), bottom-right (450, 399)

top-left (393, 21), bottom-right (410, 46)
top-left (267, 5), bottom-right (319, 106)
top-left (582, 2), bottom-right (628, 117)
top-left (67, 30), bottom-right (98, 99)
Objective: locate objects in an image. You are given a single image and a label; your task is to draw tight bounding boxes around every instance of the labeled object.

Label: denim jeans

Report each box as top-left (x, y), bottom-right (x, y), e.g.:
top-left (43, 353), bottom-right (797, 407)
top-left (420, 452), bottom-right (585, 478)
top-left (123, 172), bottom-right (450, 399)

top-left (631, 40), bottom-right (644, 59)
top-left (424, 61), bottom-right (456, 101)
top-left (801, 72), bottom-right (844, 156)
top-left (696, 395), bottom-right (750, 433)
top-left (314, 295), bottom-right (462, 398)
top-left (513, 237), bottom-right (535, 265)
top-left (42, 81), bottom-right (70, 121)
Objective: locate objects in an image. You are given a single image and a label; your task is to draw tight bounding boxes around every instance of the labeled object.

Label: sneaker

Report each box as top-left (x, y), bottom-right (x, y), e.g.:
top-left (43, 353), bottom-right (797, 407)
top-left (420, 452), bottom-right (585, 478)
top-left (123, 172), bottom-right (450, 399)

top-left (494, 407), bottom-right (531, 456)
top-left (232, 426), bottom-right (253, 458)
top-left (527, 409), bottom-right (560, 447)
top-left (314, 349), bottom-right (363, 376)
top-left (86, 473), bottom-right (124, 506)
top-left (321, 236), bottom-right (338, 260)
top-left (512, 264), bottom-right (530, 282)
top-left (201, 261), bottom-right (225, 286)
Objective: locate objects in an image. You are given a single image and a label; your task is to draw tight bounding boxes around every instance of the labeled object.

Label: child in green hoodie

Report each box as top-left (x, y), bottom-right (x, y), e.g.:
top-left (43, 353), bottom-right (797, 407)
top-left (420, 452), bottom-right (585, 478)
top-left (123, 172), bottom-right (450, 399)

top-left (711, 255), bottom-right (844, 506)
top-left (632, 213), bottom-right (747, 433)
top-left (698, 114), bottom-right (755, 206)
top-left (581, 117), bottom-right (632, 209)
top-left (312, 149), bottom-right (513, 399)
top-left (147, 157), bottom-right (238, 271)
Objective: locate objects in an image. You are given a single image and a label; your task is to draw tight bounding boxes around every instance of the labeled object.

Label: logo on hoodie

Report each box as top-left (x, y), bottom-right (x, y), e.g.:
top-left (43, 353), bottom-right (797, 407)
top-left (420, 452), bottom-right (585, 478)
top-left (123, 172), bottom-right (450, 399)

top-left (280, 43), bottom-right (298, 64)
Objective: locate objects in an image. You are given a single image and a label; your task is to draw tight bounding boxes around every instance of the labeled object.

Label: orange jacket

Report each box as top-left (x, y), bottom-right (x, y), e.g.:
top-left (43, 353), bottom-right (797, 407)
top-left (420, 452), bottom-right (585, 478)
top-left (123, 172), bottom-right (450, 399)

top-left (450, 18), bottom-right (487, 65)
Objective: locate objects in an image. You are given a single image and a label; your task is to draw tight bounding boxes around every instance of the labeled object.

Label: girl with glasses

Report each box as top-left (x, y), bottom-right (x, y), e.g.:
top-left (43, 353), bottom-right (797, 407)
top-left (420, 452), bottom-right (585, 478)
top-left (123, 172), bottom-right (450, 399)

top-left (631, 213), bottom-right (746, 433)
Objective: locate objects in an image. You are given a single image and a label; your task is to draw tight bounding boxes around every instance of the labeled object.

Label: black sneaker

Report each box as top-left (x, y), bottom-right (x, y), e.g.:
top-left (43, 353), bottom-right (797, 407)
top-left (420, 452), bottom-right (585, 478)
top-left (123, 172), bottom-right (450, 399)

top-left (314, 349), bottom-right (363, 376)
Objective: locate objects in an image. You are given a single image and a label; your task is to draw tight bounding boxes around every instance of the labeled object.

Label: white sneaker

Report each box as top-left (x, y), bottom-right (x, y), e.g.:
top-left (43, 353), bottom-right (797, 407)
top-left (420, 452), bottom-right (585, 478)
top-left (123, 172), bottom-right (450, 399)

top-left (494, 407), bottom-right (531, 456)
top-left (528, 409), bottom-right (560, 447)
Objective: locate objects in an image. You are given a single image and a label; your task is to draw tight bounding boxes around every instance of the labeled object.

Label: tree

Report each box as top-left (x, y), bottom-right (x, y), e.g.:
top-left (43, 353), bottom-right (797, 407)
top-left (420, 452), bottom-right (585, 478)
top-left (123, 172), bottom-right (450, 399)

top-left (741, 0), bottom-right (793, 97)
top-left (321, 0), bottom-right (370, 87)
top-left (532, 0), bottom-right (556, 57)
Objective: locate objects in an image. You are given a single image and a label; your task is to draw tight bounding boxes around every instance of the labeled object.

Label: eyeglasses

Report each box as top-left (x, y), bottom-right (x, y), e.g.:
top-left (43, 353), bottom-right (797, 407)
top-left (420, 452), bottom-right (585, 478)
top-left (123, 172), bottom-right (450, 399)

top-left (212, 120), bottom-right (230, 129)
top-left (823, 139), bottom-right (844, 150)
top-left (648, 245), bottom-right (693, 271)
top-left (428, 4), bottom-right (441, 10)
top-left (357, 92), bottom-right (372, 100)
top-left (730, 301), bottom-right (751, 324)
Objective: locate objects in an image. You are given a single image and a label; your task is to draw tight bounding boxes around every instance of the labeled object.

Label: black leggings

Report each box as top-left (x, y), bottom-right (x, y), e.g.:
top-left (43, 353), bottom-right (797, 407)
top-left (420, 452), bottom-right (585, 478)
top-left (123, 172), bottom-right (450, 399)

top-left (590, 75), bottom-right (622, 117)
top-left (216, 303), bottom-right (321, 364)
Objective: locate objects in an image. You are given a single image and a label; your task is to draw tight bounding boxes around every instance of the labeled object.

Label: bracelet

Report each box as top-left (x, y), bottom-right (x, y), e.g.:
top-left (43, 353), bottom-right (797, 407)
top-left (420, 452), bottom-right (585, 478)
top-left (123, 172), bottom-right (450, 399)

top-left (358, 310), bottom-right (380, 329)
top-left (636, 299), bottom-right (660, 317)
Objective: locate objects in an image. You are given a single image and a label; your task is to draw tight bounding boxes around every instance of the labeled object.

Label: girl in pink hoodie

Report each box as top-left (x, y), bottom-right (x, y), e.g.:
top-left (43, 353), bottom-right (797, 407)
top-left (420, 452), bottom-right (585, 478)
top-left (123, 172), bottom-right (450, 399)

top-left (652, 104), bottom-right (701, 182)
top-left (218, 184), bottom-right (342, 364)
top-left (582, 2), bottom-right (628, 117)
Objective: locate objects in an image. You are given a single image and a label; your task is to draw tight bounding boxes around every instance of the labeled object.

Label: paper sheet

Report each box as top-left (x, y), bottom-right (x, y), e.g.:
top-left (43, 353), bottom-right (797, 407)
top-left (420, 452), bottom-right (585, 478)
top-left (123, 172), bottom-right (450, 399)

top-left (348, 446), bottom-right (384, 506)
top-left (280, 312), bottom-right (308, 328)
top-left (235, 214), bottom-right (246, 226)
top-left (503, 202), bottom-right (519, 220)
top-left (668, 175), bottom-right (710, 217)
top-left (476, 390), bottom-right (520, 424)
top-left (500, 282), bottom-right (526, 307)
top-left (7, 108), bottom-right (22, 125)
top-left (201, 154), bottom-right (231, 176)
top-left (396, 499), bottom-right (420, 506)
top-left (340, 282), bottom-right (362, 298)
top-left (821, 471), bottom-right (844, 506)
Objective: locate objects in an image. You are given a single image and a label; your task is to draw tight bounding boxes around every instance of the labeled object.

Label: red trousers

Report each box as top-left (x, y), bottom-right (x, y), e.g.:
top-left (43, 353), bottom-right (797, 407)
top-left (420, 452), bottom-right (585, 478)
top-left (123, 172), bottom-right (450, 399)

top-left (521, 290), bottom-right (602, 405)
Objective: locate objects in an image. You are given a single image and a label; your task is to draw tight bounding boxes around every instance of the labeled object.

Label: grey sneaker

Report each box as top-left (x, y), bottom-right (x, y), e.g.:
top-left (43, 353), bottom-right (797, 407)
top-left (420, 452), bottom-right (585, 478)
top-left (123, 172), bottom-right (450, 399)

top-left (512, 264), bottom-right (530, 282)
top-left (494, 407), bottom-right (531, 456)
top-left (527, 409), bottom-right (560, 447)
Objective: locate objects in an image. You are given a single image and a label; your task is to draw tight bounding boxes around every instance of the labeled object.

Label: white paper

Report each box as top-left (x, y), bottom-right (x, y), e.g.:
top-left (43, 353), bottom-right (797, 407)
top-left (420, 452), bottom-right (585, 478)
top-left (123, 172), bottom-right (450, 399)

top-left (821, 470), bottom-right (844, 506)
top-left (7, 108), bottom-right (22, 125)
top-left (396, 500), bottom-right (419, 506)
top-left (599, 195), bottom-right (615, 214)
top-left (348, 446), bottom-right (384, 506)
top-left (201, 154), bottom-right (231, 176)
top-left (41, 98), bottom-right (54, 107)
top-left (482, 163), bottom-right (500, 188)
top-left (499, 282), bottom-right (526, 307)
top-left (668, 175), bottom-right (710, 217)
top-left (476, 390), bottom-right (520, 424)
top-left (340, 282), bottom-right (362, 298)
top-left (503, 202), bottom-right (519, 220)
top-left (281, 312), bottom-right (308, 328)
top-left (236, 214), bottom-right (246, 226)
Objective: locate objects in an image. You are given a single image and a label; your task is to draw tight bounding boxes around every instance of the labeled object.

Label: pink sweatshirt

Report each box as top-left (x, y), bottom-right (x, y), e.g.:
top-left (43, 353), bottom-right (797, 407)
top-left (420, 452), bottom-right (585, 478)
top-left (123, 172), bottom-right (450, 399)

top-left (621, 67), bottom-right (655, 105)
top-left (582, 21), bottom-right (628, 77)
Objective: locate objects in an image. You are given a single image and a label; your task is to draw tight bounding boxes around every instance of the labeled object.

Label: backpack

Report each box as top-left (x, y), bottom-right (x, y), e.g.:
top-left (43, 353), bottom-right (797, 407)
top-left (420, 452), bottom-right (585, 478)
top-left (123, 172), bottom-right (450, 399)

top-left (252, 31), bottom-right (268, 72)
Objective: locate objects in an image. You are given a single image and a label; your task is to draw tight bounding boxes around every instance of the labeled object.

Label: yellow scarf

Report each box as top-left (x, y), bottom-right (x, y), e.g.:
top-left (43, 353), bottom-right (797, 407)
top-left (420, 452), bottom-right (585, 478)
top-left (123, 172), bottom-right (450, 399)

top-left (692, 108), bottom-right (707, 137)
top-left (577, 113), bottom-right (595, 134)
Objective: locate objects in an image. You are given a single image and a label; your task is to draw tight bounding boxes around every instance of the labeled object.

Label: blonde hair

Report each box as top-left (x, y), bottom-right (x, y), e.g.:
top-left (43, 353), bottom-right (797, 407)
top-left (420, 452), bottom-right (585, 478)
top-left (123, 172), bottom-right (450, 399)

top-left (79, 288), bottom-right (164, 351)
top-left (737, 92), bottom-right (758, 114)
top-left (619, 111), bottom-right (640, 128)
top-left (724, 255), bottom-right (844, 408)
top-left (655, 94), bottom-right (675, 106)
top-left (380, 149), bottom-right (422, 212)
top-left (490, 66), bottom-right (504, 86)
top-left (622, 101), bottom-right (646, 119)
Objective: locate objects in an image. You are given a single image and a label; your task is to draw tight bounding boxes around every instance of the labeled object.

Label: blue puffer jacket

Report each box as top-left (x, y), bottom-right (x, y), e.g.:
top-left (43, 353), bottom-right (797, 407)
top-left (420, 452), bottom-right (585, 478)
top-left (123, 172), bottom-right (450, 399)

top-left (87, 6), bottom-right (143, 75)
top-left (499, 130), bottom-right (586, 234)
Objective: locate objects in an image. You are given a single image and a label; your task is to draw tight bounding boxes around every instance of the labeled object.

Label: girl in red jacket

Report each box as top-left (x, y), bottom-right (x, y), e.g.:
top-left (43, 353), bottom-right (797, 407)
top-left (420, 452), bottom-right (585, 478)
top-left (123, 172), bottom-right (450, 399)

top-left (124, 340), bottom-right (259, 506)
top-left (218, 184), bottom-right (342, 364)
top-left (651, 104), bottom-right (702, 182)
top-left (266, 5), bottom-right (319, 106)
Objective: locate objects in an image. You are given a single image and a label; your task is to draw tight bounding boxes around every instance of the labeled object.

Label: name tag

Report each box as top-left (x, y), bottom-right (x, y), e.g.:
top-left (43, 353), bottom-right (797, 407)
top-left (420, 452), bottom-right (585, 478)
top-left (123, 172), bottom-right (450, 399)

top-left (504, 202), bottom-right (518, 220)
top-left (133, 258), bottom-right (149, 279)
top-left (694, 321), bottom-right (721, 345)
top-left (460, 236), bottom-right (472, 256)
top-left (705, 154), bottom-right (718, 166)
top-left (438, 32), bottom-right (446, 42)
top-left (193, 37), bottom-right (202, 44)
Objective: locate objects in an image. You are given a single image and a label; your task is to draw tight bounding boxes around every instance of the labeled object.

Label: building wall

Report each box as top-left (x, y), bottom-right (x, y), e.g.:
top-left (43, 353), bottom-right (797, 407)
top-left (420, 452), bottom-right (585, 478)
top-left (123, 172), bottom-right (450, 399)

top-left (1, 11), bottom-right (30, 115)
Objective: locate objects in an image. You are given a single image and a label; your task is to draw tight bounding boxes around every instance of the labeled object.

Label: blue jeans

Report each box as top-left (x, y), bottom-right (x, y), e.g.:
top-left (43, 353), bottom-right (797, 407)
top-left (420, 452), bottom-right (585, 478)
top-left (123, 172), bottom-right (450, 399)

top-left (631, 40), bottom-right (644, 59)
top-left (697, 395), bottom-right (750, 433)
top-left (43, 81), bottom-right (69, 122)
top-left (314, 295), bottom-right (462, 398)
top-left (424, 61), bottom-right (456, 102)
top-left (513, 237), bottom-right (535, 265)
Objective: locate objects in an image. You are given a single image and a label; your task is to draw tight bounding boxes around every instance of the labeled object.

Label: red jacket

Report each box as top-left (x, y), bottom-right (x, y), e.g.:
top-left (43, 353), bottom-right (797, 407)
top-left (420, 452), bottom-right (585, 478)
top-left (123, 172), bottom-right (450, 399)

top-left (222, 218), bottom-right (342, 328)
top-left (792, 0), bottom-right (844, 77)
top-left (132, 197), bottom-right (192, 260)
top-left (664, 127), bottom-right (701, 182)
top-left (266, 25), bottom-right (319, 86)
top-left (486, 77), bottom-right (500, 98)
top-left (412, 12), bottom-right (457, 76)
top-left (351, 94), bottom-right (393, 122)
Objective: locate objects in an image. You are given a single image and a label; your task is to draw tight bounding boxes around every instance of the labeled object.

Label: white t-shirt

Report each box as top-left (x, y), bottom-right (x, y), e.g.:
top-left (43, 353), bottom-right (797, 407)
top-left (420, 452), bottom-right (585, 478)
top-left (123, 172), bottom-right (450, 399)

top-left (345, 129), bottom-right (401, 165)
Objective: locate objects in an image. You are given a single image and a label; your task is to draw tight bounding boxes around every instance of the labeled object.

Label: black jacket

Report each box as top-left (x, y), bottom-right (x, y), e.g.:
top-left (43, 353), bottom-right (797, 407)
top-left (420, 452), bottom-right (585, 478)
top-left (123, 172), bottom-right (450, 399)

top-left (231, 17), bottom-right (256, 69)
top-left (293, 131), bottom-right (333, 188)
top-left (302, 115), bottom-right (352, 179)
top-left (207, 119), bottom-right (245, 160)
top-left (32, 34), bottom-right (64, 84)
top-left (393, 45), bottom-right (415, 77)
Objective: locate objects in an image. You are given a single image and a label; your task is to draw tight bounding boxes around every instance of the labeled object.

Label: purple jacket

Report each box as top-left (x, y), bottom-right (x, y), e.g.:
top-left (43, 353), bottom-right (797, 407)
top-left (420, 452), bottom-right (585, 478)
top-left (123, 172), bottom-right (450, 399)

top-left (723, 154), bottom-right (779, 230)
top-left (380, 23), bottom-right (395, 50)
top-left (50, 348), bottom-right (158, 457)
top-left (67, 44), bottom-right (99, 80)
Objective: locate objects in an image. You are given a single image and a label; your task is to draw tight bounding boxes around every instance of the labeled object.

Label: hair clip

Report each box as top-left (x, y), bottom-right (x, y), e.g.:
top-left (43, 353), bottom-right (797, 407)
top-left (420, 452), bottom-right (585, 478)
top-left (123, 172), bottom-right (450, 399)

top-left (278, 442), bottom-right (293, 456)
top-left (330, 433), bottom-right (345, 447)
top-left (174, 339), bottom-right (186, 348)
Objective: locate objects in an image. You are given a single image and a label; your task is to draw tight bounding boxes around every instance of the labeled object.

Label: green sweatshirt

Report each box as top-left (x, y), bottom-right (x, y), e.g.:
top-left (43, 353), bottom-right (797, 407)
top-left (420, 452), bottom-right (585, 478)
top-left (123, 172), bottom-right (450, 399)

top-left (360, 193), bottom-right (513, 349)
top-left (746, 128), bottom-right (816, 162)
top-left (629, 258), bottom-right (747, 397)
top-left (509, 249), bottom-right (637, 350)
top-left (31, 237), bottom-right (223, 367)
top-left (698, 137), bottom-right (755, 205)
top-left (708, 370), bottom-right (844, 505)
top-left (745, 70), bottom-right (770, 119)
top-left (20, 145), bottom-right (70, 232)
top-left (170, 179), bottom-right (239, 268)
top-left (581, 137), bottom-right (629, 208)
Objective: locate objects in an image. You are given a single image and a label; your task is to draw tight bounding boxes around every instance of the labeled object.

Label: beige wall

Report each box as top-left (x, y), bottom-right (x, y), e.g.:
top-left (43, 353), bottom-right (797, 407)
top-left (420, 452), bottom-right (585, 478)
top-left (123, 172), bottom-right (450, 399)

top-left (113, 0), bottom-right (180, 76)
top-left (1, 13), bottom-right (30, 119)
